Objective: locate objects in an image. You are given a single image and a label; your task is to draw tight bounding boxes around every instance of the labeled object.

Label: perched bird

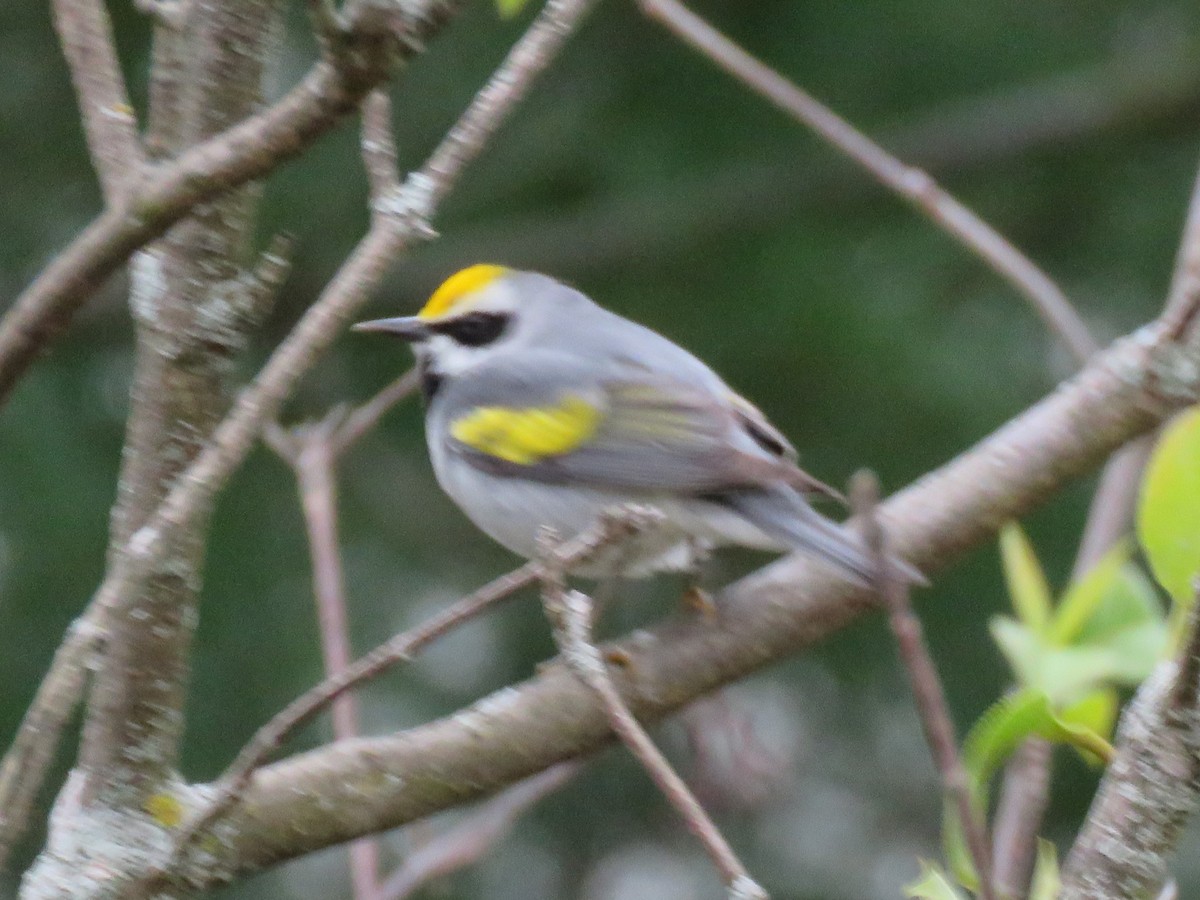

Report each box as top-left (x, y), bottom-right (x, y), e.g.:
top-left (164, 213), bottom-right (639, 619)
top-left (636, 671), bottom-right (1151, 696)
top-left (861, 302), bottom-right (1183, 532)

top-left (355, 265), bottom-right (921, 585)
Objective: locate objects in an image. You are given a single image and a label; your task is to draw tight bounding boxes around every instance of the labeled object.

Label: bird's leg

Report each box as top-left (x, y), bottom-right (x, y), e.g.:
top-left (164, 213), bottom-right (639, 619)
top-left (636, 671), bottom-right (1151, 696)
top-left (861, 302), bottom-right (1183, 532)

top-left (681, 538), bottom-right (718, 619)
top-left (594, 577), bottom-right (638, 669)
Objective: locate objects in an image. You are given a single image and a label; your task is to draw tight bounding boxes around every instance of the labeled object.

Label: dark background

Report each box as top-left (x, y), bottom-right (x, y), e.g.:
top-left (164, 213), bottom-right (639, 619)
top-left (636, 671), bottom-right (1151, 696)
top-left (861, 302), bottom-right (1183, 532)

top-left (3, 1), bottom-right (1200, 897)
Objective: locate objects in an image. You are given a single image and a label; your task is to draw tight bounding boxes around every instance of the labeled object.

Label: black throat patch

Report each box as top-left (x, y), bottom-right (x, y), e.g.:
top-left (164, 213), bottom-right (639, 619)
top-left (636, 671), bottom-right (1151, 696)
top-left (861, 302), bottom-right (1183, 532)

top-left (419, 358), bottom-right (443, 402)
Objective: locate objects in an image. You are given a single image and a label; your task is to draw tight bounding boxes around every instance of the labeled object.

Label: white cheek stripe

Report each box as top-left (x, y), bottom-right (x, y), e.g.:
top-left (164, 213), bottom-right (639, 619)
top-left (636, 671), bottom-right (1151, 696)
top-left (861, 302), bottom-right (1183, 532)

top-left (425, 334), bottom-right (487, 376)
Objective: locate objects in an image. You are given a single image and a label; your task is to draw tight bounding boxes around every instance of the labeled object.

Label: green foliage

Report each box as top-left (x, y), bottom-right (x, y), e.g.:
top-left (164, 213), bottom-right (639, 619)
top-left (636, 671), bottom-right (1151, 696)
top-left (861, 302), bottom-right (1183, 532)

top-left (963, 689), bottom-right (1112, 786)
top-left (925, 834), bottom-right (1060, 900)
top-left (991, 527), bottom-right (1165, 706)
top-left (943, 687), bottom-right (1113, 889)
top-left (999, 525), bottom-right (1053, 632)
top-left (940, 525), bottom-right (1168, 891)
top-left (1028, 840), bottom-right (1061, 900)
top-left (1138, 406), bottom-right (1200, 636)
top-left (904, 861), bottom-right (969, 900)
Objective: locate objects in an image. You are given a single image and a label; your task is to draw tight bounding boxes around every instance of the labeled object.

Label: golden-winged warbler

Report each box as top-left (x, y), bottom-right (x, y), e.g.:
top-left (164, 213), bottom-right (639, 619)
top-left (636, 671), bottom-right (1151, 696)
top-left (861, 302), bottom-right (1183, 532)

top-left (355, 265), bottom-right (922, 584)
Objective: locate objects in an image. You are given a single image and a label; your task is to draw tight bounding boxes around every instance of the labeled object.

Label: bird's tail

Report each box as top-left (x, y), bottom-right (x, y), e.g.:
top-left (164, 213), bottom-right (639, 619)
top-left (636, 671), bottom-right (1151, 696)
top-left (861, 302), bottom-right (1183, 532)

top-left (722, 487), bottom-right (927, 587)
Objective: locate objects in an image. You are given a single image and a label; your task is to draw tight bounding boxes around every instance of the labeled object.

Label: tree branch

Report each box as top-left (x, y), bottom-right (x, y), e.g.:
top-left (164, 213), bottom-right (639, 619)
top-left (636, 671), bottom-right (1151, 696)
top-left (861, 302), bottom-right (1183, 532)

top-left (991, 140), bottom-right (1200, 900)
top-left (1052, 164), bottom-right (1200, 896)
top-left (172, 315), bottom-right (1194, 888)
top-left (76, 0), bottom-right (289, 818)
top-left (0, 0), bottom-right (464, 408)
top-left (49, 0), bottom-right (145, 201)
top-left (361, 89), bottom-right (402, 208)
top-left (989, 736), bottom-right (1054, 897)
top-left (0, 619), bottom-right (100, 871)
top-left (638, 0), bottom-right (1098, 367)
top-left (1060, 598), bottom-right (1200, 899)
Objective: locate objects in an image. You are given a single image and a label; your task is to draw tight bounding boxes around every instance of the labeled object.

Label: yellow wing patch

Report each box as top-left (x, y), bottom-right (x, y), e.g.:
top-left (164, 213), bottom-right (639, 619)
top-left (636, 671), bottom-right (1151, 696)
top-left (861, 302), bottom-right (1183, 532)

top-left (450, 395), bottom-right (601, 465)
top-left (419, 264), bottom-right (508, 320)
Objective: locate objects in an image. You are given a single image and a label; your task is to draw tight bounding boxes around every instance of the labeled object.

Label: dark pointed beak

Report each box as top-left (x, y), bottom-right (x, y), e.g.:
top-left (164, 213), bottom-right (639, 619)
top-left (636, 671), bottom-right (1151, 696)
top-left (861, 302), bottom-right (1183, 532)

top-left (351, 316), bottom-right (431, 342)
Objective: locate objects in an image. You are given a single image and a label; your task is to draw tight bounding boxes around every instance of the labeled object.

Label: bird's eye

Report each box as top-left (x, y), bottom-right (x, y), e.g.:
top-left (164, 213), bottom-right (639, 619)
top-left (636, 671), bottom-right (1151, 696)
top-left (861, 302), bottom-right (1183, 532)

top-left (440, 312), bottom-right (510, 347)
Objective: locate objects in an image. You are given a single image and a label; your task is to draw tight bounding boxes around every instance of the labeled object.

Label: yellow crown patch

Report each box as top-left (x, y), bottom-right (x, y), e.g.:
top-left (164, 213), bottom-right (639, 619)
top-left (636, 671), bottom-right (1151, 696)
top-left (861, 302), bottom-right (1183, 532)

top-left (419, 264), bottom-right (508, 320)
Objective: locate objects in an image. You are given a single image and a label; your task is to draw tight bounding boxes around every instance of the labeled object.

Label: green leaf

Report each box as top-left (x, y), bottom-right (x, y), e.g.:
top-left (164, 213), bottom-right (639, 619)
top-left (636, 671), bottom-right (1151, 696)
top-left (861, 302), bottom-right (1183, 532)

top-left (1058, 689), bottom-right (1117, 743)
top-left (1138, 406), bottom-right (1200, 603)
top-left (904, 860), bottom-right (969, 900)
top-left (1028, 840), bottom-right (1061, 900)
top-left (961, 689), bottom-right (1115, 805)
top-left (942, 796), bottom-right (979, 892)
top-left (1050, 540), bottom-right (1131, 644)
top-left (1030, 627), bottom-right (1165, 706)
top-left (1000, 523), bottom-right (1054, 633)
top-left (1072, 564), bottom-right (1162, 645)
top-left (494, 0), bottom-right (533, 17)
top-left (990, 616), bottom-right (1043, 691)
top-left (995, 571), bottom-right (1166, 705)
top-left (1055, 689), bottom-right (1118, 764)
top-left (962, 690), bottom-right (1055, 792)
top-left (946, 690), bottom-right (1114, 890)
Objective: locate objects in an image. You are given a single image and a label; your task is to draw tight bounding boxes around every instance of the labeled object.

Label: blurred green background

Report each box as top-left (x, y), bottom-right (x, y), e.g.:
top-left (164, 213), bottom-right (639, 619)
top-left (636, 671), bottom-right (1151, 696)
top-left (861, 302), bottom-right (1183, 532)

top-left (3, 0), bottom-right (1200, 897)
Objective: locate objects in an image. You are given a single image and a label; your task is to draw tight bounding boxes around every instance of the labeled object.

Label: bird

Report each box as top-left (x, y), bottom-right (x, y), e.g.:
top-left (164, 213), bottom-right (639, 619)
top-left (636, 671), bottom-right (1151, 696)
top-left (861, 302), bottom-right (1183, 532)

top-left (354, 264), bottom-right (922, 585)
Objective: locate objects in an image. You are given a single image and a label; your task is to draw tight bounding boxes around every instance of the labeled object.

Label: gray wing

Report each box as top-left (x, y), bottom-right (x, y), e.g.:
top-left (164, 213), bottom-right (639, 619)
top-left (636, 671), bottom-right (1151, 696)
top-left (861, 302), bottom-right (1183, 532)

top-left (435, 351), bottom-right (830, 495)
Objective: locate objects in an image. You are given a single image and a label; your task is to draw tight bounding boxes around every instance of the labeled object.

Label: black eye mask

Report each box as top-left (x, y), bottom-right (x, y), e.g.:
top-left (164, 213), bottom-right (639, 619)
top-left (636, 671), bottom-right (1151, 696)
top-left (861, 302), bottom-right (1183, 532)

top-left (434, 312), bottom-right (510, 347)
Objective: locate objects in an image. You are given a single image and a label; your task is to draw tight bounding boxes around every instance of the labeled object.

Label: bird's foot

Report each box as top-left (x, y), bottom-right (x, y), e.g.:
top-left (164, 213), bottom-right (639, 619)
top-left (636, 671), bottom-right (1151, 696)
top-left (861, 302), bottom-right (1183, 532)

top-left (681, 585), bottom-right (718, 619)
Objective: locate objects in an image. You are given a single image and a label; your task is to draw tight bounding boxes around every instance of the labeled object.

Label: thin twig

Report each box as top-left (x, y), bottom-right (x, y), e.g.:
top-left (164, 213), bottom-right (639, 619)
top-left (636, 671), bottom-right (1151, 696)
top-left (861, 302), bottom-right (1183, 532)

top-left (850, 470), bottom-right (996, 900)
top-left (538, 538), bottom-right (767, 900)
top-left (333, 368), bottom-right (420, 455)
top-left (0, 0), bottom-right (598, 853)
top-left (401, 37), bottom-right (1200, 289)
top-left (294, 430), bottom-right (363, 740)
top-left (638, 0), bottom-right (1097, 367)
top-left (265, 366), bottom-right (419, 899)
top-left (988, 736), bottom-right (1053, 898)
top-left (378, 762), bottom-right (580, 900)
top-left (362, 89), bottom-right (402, 208)
top-left (282, 417), bottom-right (380, 900)
top-left (174, 564), bottom-right (540, 861)
top-left (0, 617), bottom-right (101, 871)
top-left (50, 0), bottom-right (145, 202)
top-left (1070, 438), bottom-right (1155, 580)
